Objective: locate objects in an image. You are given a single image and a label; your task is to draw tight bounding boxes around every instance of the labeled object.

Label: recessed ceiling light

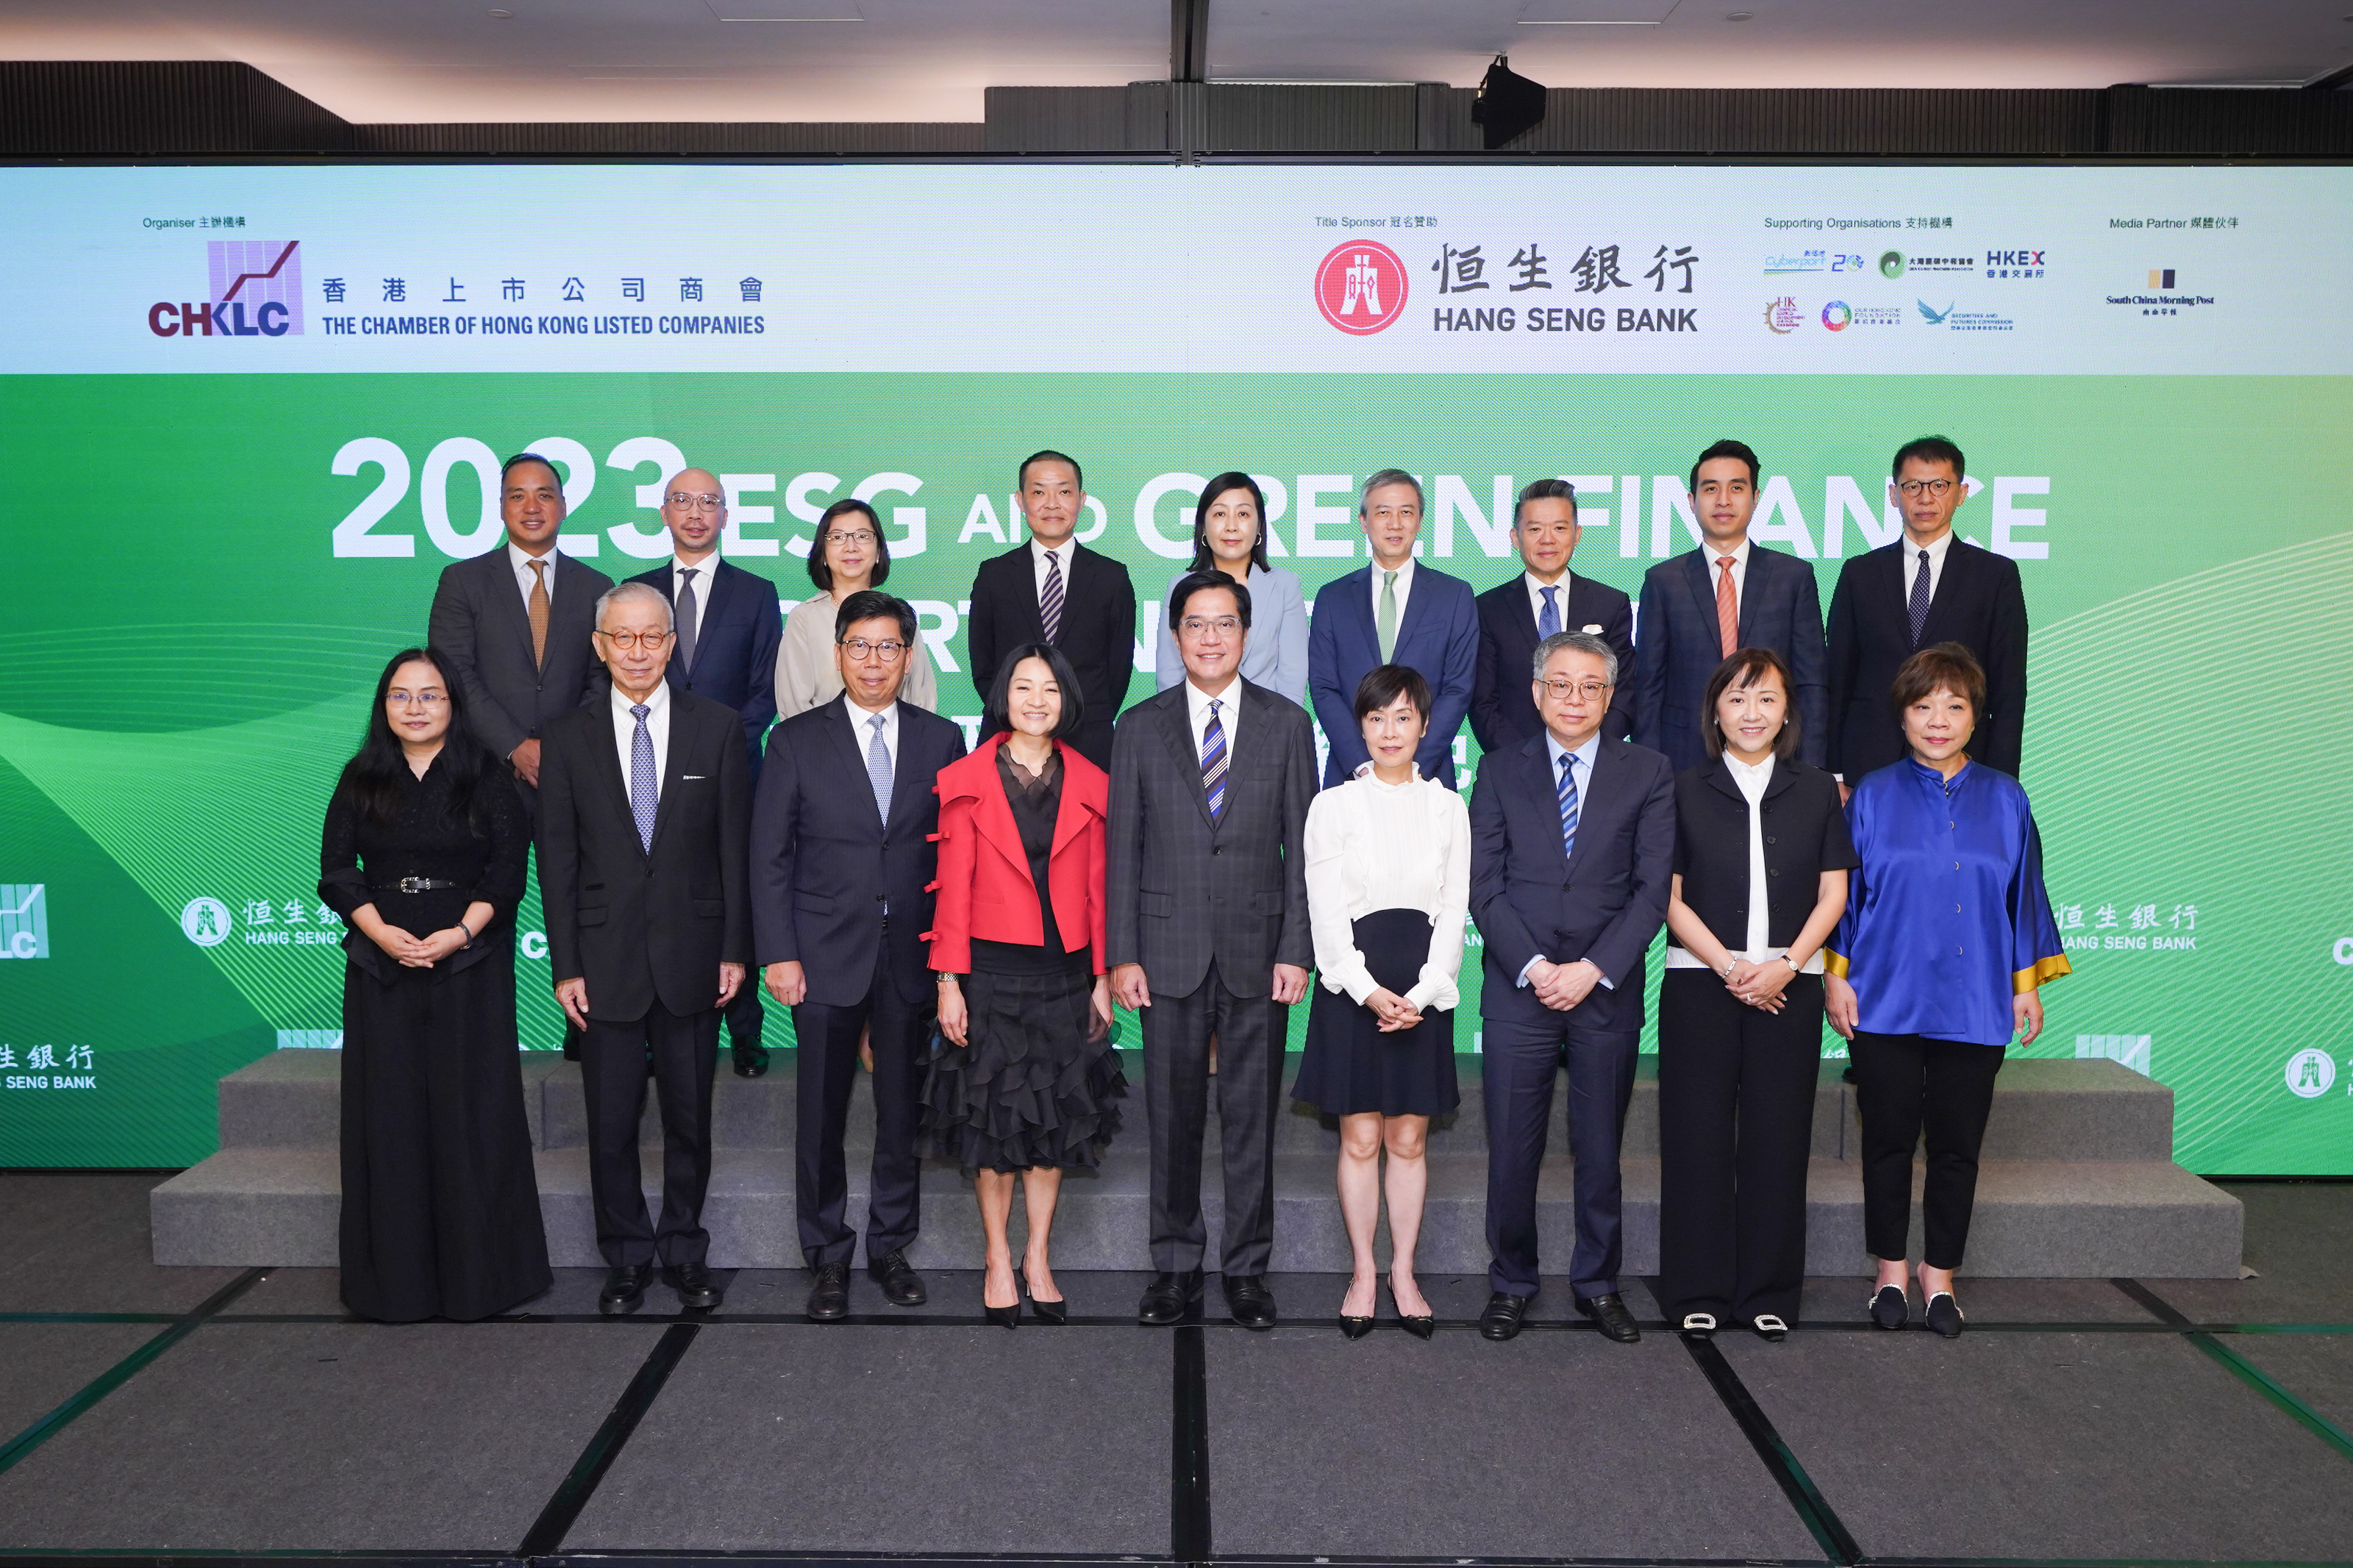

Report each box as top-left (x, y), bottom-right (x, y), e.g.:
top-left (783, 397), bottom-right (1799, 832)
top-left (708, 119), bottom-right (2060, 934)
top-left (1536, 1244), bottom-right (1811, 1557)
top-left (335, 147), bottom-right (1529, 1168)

top-left (1727, 10), bottom-right (1754, 19)
top-left (488, 7), bottom-right (512, 15)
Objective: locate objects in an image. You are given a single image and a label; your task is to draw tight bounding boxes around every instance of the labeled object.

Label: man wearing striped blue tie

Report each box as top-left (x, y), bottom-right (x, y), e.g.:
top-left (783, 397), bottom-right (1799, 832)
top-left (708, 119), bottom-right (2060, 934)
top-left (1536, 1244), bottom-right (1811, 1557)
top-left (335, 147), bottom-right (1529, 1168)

top-left (1466, 629), bottom-right (1675, 1346)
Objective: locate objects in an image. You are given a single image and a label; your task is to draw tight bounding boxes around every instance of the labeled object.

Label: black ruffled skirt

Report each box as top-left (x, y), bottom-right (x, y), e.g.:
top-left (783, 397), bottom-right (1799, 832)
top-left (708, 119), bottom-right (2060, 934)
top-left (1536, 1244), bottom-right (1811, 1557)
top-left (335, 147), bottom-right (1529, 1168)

top-left (920, 949), bottom-right (1126, 1174)
top-left (1293, 908), bottom-right (1462, 1118)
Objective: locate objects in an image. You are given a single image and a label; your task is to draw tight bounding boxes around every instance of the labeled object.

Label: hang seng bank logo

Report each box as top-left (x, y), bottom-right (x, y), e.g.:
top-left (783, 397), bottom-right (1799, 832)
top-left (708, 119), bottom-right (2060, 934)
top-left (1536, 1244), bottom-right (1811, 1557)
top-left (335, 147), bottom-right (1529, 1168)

top-left (148, 240), bottom-right (306, 338)
top-left (1314, 240), bottom-right (1408, 334)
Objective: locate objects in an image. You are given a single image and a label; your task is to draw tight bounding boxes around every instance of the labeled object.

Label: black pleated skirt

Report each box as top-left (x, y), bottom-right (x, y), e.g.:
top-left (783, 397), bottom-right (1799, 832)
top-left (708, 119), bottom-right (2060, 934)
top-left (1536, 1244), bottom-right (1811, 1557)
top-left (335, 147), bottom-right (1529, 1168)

top-left (338, 948), bottom-right (551, 1322)
top-left (1293, 909), bottom-right (1461, 1118)
top-left (919, 948), bottom-right (1126, 1174)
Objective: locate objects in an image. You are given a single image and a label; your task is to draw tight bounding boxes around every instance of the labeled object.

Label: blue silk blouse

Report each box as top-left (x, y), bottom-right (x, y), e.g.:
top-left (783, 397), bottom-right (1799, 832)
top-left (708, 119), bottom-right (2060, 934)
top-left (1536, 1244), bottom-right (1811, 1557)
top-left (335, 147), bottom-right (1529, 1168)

top-left (1826, 756), bottom-right (2070, 1047)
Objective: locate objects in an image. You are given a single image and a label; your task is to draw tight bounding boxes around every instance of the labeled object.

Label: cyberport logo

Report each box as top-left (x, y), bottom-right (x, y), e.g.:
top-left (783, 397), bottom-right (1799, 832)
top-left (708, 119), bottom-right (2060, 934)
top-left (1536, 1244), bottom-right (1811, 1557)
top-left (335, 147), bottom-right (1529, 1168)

top-left (0, 885), bottom-right (48, 959)
top-left (1314, 240), bottom-right (1408, 334)
top-left (147, 240), bottom-right (305, 338)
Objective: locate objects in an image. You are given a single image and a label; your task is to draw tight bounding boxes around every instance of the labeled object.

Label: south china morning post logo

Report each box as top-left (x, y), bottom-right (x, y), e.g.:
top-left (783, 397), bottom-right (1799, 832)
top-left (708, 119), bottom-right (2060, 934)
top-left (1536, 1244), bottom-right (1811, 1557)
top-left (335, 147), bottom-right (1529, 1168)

top-left (1314, 240), bottom-right (1409, 334)
top-left (0, 884), bottom-right (49, 959)
top-left (147, 240), bottom-right (305, 338)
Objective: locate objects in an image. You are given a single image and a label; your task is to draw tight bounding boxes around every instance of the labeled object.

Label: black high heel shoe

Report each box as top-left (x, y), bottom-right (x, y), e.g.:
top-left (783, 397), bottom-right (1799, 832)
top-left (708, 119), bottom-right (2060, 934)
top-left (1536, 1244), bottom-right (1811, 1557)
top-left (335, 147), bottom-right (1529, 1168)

top-left (1339, 1280), bottom-right (1376, 1339)
top-left (1017, 1265), bottom-right (1066, 1325)
top-left (1387, 1282), bottom-right (1435, 1340)
top-left (985, 1267), bottom-right (1021, 1329)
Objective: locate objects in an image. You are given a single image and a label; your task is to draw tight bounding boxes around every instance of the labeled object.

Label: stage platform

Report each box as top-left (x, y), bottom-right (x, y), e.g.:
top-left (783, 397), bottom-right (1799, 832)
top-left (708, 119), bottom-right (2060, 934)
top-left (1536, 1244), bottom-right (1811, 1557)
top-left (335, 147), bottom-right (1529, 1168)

top-left (1, 1170), bottom-right (2349, 1567)
top-left (151, 1048), bottom-right (2243, 1278)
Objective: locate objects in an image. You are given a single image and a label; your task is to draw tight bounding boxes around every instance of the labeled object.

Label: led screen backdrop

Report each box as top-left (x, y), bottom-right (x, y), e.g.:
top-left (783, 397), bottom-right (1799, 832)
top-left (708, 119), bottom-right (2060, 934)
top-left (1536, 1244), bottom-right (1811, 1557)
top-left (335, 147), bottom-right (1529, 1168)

top-left (0, 162), bottom-right (2347, 1172)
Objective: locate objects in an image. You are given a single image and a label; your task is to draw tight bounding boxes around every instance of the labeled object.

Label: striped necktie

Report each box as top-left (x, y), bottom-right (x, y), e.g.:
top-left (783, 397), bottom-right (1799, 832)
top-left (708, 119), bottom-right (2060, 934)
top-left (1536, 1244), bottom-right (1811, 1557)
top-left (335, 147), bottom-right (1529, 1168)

top-left (1200, 698), bottom-right (1228, 820)
top-left (1557, 750), bottom-right (1580, 860)
top-left (1040, 548), bottom-right (1065, 642)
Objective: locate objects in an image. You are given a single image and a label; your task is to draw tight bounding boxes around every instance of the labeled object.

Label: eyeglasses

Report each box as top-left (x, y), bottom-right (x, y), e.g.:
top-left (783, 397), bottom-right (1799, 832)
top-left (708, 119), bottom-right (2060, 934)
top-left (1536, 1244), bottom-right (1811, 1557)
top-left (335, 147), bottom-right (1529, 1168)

top-left (1538, 678), bottom-right (1611, 703)
top-left (598, 629), bottom-right (673, 651)
top-left (825, 529), bottom-right (877, 547)
top-left (840, 637), bottom-right (906, 662)
top-left (1179, 616), bottom-right (1242, 639)
top-left (665, 492), bottom-right (724, 511)
top-left (1896, 477), bottom-right (1957, 498)
top-left (386, 690), bottom-right (448, 708)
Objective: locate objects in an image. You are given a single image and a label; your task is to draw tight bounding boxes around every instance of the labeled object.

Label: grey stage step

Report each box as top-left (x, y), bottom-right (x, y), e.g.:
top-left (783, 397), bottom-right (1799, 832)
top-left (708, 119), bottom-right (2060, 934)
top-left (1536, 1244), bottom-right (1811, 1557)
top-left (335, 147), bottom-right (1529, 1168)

top-left (152, 1048), bottom-right (2240, 1278)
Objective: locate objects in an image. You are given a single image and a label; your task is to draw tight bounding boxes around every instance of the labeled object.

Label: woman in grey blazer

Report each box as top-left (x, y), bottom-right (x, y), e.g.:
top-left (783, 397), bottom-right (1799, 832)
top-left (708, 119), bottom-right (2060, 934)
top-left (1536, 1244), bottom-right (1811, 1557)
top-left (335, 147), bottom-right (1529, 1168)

top-left (1154, 473), bottom-right (1308, 706)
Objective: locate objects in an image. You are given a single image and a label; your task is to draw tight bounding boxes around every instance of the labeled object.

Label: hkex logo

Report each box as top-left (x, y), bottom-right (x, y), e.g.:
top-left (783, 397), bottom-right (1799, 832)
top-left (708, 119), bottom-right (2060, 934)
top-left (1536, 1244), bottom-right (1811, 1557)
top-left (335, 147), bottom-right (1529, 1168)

top-left (148, 240), bottom-right (305, 338)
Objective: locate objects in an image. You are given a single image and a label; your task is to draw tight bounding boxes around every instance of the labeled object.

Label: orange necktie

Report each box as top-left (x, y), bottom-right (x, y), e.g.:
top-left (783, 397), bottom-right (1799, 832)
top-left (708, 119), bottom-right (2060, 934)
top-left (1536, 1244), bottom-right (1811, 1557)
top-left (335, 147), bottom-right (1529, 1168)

top-left (1714, 554), bottom-right (1737, 658)
top-left (527, 558), bottom-right (550, 669)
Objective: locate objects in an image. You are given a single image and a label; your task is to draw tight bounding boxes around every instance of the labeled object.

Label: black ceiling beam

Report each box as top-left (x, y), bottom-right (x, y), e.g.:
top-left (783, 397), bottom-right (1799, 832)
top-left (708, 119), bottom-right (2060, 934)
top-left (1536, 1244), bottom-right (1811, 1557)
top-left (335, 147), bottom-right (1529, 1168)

top-left (1172, 0), bottom-right (1209, 85)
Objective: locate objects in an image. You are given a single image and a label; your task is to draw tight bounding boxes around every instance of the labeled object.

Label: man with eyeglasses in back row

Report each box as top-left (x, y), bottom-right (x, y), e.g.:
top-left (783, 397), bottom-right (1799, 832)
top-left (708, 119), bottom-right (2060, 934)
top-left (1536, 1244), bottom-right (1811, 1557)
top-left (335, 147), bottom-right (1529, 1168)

top-left (627, 468), bottom-right (783, 1076)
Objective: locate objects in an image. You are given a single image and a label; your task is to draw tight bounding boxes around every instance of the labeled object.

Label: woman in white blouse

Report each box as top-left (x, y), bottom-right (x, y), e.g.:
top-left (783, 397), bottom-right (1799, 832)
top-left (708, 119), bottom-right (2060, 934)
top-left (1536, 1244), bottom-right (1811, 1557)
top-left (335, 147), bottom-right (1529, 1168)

top-left (775, 498), bottom-right (940, 718)
top-left (1293, 664), bottom-right (1470, 1341)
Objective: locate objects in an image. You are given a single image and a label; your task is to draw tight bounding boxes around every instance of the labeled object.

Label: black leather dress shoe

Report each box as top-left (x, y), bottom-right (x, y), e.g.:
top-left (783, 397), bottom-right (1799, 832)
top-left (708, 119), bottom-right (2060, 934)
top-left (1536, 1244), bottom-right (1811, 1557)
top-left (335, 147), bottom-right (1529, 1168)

top-left (1138, 1269), bottom-right (1205, 1325)
top-left (599, 1263), bottom-right (652, 1317)
top-left (664, 1261), bottom-right (723, 1311)
top-left (1577, 1292), bottom-right (1642, 1343)
top-left (1224, 1274), bottom-right (1277, 1331)
top-left (806, 1261), bottom-right (850, 1321)
top-left (1479, 1291), bottom-right (1532, 1341)
top-left (730, 1039), bottom-right (770, 1078)
top-left (866, 1248), bottom-right (927, 1306)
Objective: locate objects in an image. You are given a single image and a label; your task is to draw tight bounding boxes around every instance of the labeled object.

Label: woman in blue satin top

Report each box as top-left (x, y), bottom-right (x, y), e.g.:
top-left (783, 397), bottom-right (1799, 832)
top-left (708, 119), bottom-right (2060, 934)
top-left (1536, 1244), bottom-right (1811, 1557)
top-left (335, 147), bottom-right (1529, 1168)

top-left (1826, 642), bottom-right (2068, 1339)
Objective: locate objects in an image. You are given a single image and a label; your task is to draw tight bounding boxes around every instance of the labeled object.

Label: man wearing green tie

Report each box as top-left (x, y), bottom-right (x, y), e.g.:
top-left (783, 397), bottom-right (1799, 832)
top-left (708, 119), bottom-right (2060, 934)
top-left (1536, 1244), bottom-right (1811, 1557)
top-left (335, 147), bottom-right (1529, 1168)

top-left (1306, 469), bottom-right (1482, 789)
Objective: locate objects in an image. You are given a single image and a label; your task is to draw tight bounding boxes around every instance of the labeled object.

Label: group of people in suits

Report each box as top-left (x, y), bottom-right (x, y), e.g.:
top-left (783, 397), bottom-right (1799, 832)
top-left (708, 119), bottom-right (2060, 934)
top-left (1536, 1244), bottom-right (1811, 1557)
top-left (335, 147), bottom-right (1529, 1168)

top-left (323, 433), bottom-right (2066, 1345)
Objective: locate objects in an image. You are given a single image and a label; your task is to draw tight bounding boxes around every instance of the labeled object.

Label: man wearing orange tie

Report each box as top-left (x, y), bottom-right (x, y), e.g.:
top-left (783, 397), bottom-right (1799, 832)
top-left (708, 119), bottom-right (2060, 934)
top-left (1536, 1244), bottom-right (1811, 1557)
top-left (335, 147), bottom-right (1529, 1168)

top-left (1629, 439), bottom-right (1827, 773)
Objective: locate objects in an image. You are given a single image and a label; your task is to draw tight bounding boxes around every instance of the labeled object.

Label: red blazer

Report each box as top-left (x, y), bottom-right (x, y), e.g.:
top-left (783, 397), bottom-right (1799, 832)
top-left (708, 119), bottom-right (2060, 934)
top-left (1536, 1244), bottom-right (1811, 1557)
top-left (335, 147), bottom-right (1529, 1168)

top-left (923, 733), bottom-right (1109, 975)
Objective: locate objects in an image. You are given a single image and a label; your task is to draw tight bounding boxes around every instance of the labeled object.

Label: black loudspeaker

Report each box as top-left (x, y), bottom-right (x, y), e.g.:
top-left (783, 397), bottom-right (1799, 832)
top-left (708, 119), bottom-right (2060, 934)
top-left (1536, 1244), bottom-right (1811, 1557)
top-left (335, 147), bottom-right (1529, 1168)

top-left (1471, 54), bottom-right (1546, 150)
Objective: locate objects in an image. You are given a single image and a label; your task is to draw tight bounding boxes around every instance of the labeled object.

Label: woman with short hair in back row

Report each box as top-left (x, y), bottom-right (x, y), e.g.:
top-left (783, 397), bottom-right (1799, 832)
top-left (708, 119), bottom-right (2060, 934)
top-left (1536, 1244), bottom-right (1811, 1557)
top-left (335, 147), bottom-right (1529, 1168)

top-left (1657, 648), bottom-right (1855, 1343)
top-left (1827, 642), bottom-right (2070, 1339)
top-left (321, 647), bottom-right (550, 1322)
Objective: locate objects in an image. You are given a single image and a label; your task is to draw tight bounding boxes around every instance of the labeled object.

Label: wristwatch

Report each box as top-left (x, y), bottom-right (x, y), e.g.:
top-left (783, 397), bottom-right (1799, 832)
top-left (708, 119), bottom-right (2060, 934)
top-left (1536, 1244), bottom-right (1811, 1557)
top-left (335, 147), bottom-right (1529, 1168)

top-left (935, 970), bottom-right (961, 986)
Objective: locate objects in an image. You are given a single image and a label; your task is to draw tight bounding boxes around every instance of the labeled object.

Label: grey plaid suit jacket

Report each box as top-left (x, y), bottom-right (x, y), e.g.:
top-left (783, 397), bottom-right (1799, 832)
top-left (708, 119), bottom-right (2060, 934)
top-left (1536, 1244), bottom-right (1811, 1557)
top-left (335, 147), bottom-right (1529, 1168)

top-left (1105, 679), bottom-right (1315, 1000)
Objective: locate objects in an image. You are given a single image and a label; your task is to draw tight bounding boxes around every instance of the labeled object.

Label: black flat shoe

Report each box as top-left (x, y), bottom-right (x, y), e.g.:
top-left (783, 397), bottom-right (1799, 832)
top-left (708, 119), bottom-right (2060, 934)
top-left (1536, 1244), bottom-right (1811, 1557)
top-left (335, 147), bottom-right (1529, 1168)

top-left (1224, 1273), bottom-right (1277, 1331)
top-left (663, 1261), bottom-right (723, 1312)
top-left (806, 1261), bottom-right (850, 1322)
top-left (1868, 1284), bottom-right (1909, 1330)
top-left (1679, 1311), bottom-right (1718, 1338)
top-left (1751, 1314), bottom-right (1790, 1343)
top-left (1138, 1269), bottom-right (1205, 1325)
top-left (1479, 1290), bottom-right (1532, 1342)
top-left (1387, 1284), bottom-right (1435, 1340)
top-left (1018, 1267), bottom-right (1066, 1325)
top-left (599, 1263), bottom-right (651, 1317)
top-left (866, 1247), bottom-right (926, 1306)
top-left (730, 1039), bottom-right (770, 1078)
top-left (1577, 1292), bottom-right (1642, 1344)
top-left (1925, 1291), bottom-right (1965, 1339)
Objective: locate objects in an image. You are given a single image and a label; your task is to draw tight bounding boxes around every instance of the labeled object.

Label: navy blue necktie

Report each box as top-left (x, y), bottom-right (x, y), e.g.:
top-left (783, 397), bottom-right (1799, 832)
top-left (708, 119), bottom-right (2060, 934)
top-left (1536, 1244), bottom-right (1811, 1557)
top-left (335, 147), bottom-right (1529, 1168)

top-left (1907, 548), bottom-right (1932, 645)
top-left (1537, 583), bottom-right (1560, 640)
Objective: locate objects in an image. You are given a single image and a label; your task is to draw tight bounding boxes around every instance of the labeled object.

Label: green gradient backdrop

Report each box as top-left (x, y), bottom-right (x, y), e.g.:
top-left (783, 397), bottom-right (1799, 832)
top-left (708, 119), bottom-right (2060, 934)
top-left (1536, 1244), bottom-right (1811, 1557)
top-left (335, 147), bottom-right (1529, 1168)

top-left (1, 370), bottom-right (2349, 1170)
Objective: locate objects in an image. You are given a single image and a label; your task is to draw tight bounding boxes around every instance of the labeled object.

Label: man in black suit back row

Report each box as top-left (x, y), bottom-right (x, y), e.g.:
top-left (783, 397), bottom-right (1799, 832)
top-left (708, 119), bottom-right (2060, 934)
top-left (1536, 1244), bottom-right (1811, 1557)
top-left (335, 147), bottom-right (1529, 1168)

top-left (1469, 436), bottom-right (2028, 789)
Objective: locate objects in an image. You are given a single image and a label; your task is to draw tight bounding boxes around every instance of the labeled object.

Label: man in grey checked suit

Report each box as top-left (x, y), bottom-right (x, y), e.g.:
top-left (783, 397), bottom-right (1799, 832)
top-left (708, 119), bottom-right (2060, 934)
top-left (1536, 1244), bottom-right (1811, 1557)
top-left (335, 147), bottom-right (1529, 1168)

top-left (1109, 570), bottom-right (1316, 1331)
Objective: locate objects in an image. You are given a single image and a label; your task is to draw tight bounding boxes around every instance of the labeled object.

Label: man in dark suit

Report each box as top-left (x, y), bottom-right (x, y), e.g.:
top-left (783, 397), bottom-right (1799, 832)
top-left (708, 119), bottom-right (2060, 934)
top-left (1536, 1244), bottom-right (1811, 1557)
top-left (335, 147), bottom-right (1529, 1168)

top-left (965, 450), bottom-right (1138, 770)
top-left (538, 581), bottom-right (750, 1317)
top-left (1110, 570), bottom-right (1316, 1330)
top-left (752, 590), bottom-right (966, 1322)
top-left (627, 465), bottom-right (784, 1079)
top-left (1469, 630), bottom-right (1674, 1345)
top-left (427, 451), bottom-right (613, 812)
top-left (1826, 434), bottom-right (2029, 784)
top-left (1307, 469), bottom-right (1479, 788)
top-left (1630, 440), bottom-right (1827, 773)
top-left (1471, 478), bottom-right (1636, 754)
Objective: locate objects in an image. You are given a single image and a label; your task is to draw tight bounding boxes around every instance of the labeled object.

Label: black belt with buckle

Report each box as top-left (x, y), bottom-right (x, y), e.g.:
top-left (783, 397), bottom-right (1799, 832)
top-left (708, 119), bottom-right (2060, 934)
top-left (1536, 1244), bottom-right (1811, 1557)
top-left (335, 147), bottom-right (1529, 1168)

top-left (377, 877), bottom-right (460, 894)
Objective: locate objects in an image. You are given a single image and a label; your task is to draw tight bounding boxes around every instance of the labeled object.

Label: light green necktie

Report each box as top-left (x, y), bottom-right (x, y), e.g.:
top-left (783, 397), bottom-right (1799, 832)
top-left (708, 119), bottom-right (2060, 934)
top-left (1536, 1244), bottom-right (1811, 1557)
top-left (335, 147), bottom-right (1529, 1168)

top-left (1377, 568), bottom-right (1399, 662)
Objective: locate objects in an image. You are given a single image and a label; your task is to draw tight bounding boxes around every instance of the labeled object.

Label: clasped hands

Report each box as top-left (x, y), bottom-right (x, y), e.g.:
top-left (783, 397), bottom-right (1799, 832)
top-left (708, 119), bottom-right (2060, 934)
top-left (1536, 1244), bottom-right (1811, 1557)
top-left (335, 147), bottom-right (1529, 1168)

top-left (368, 923), bottom-right (471, 968)
top-left (1523, 956), bottom-right (1602, 1012)
top-left (1721, 956), bottom-right (1794, 1014)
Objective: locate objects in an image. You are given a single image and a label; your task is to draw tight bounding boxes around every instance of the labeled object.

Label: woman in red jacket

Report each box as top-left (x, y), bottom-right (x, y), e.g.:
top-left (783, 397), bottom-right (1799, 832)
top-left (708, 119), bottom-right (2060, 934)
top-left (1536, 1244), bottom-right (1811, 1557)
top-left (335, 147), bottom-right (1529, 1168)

top-left (923, 642), bottom-right (1124, 1327)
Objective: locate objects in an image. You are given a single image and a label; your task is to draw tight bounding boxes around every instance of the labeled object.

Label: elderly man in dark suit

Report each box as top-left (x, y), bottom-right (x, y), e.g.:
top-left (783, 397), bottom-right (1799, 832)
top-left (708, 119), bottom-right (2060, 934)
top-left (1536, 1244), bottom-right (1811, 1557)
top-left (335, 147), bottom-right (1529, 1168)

top-left (1826, 434), bottom-right (2029, 787)
top-left (538, 581), bottom-right (751, 1317)
top-left (1109, 570), bottom-right (1316, 1330)
top-left (1630, 440), bottom-right (1827, 773)
top-left (1471, 478), bottom-right (1636, 754)
top-left (1470, 629), bottom-right (1674, 1345)
top-left (965, 449), bottom-right (1138, 770)
top-left (626, 465), bottom-right (784, 1078)
top-left (427, 452), bottom-right (613, 811)
top-left (1307, 469), bottom-right (1480, 788)
top-left (752, 590), bottom-right (966, 1322)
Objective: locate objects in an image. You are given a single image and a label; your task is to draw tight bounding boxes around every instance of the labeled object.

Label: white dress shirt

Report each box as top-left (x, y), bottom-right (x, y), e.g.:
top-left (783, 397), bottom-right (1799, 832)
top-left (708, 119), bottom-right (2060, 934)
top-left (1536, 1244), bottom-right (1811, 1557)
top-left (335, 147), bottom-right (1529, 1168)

top-left (1185, 677), bottom-right (1240, 762)
top-left (508, 540), bottom-right (561, 614)
top-left (1665, 751), bottom-right (1825, 974)
top-left (1029, 536), bottom-right (1074, 609)
top-left (669, 551), bottom-right (718, 634)
top-left (1523, 569), bottom-right (1600, 634)
top-left (845, 697), bottom-right (900, 777)
top-left (1368, 554), bottom-right (1416, 633)
top-left (1901, 527), bottom-right (1955, 606)
top-left (1520, 728), bottom-right (1610, 989)
top-left (1702, 534), bottom-right (1753, 615)
top-left (1305, 767), bottom-right (1471, 1012)
top-left (610, 681), bottom-right (671, 802)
